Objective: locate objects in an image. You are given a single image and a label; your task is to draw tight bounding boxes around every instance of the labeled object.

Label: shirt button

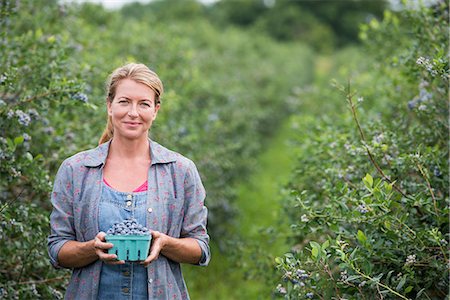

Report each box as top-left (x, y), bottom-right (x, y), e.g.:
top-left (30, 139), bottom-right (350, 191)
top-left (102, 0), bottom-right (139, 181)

top-left (147, 207), bottom-right (153, 213)
top-left (148, 278), bottom-right (153, 284)
top-left (122, 287), bottom-right (129, 293)
top-left (126, 194), bottom-right (132, 200)
top-left (126, 201), bottom-right (132, 207)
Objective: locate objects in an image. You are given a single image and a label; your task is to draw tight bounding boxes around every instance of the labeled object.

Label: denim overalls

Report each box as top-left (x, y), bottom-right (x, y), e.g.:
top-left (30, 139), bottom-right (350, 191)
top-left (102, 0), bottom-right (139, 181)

top-left (98, 181), bottom-right (149, 299)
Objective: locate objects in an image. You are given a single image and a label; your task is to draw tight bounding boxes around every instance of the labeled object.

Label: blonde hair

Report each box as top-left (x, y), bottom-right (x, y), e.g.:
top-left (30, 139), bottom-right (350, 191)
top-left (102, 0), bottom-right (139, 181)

top-left (98, 63), bottom-right (164, 145)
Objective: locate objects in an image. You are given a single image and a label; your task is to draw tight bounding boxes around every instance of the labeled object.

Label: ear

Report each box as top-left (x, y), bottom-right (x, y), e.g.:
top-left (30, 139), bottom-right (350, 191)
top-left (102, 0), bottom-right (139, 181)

top-left (107, 99), bottom-right (112, 116)
top-left (152, 103), bottom-right (161, 121)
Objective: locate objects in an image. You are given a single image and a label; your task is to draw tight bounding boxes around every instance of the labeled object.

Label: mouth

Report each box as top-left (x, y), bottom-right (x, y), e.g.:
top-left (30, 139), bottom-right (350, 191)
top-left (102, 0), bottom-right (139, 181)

top-left (123, 122), bottom-right (142, 126)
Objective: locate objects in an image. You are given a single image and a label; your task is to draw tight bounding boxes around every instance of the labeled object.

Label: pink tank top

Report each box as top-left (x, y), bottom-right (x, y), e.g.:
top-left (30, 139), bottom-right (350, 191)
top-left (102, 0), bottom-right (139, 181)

top-left (103, 178), bottom-right (148, 192)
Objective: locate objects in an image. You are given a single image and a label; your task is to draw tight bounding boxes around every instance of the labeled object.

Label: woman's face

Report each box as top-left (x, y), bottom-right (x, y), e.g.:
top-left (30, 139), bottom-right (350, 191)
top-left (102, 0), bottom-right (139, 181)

top-left (107, 78), bottom-right (160, 141)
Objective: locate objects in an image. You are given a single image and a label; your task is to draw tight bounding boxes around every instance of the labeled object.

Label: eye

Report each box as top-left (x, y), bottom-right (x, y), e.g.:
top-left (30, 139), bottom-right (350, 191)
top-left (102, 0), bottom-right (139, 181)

top-left (140, 102), bottom-right (151, 108)
top-left (118, 100), bottom-right (129, 104)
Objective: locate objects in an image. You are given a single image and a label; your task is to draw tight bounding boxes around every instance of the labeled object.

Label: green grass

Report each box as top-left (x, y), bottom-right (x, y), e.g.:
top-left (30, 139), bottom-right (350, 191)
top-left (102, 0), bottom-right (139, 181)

top-left (183, 117), bottom-right (297, 299)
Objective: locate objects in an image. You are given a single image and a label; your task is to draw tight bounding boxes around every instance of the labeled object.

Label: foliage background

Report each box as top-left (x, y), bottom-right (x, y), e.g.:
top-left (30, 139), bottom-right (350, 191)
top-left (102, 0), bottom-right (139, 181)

top-left (0, 0), bottom-right (448, 299)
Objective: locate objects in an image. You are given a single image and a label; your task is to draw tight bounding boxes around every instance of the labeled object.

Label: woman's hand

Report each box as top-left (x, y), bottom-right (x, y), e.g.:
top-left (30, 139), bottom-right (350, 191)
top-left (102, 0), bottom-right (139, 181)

top-left (141, 231), bottom-right (167, 267)
top-left (141, 231), bottom-right (202, 267)
top-left (94, 232), bottom-right (125, 265)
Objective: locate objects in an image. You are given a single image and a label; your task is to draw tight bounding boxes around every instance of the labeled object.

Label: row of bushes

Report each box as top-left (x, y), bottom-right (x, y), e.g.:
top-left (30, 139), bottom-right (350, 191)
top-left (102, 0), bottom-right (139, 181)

top-left (274, 2), bottom-right (448, 299)
top-left (0, 0), bottom-right (314, 297)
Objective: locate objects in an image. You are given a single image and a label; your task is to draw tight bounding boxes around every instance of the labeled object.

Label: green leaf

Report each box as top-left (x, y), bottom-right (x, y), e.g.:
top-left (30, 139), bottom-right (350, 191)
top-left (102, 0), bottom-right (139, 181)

top-left (416, 288), bottom-right (425, 299)
top-left (25, 152), bottom-right (33, 161)
top-left (310, 241), bottom-right (320, 259)
top-left (384, 181), bottom-right (393, 194)
top-left (85, 102), bottom-right (98, 110)
top-left (396, 276), bottom-right (406, 291)
top-left (14, 136), bottom-right (24, 146)
top-left (322, 240), bottom-right (330, 249)
top-left (405, 286), bottom-right (413, 293)
top-left (284, 253), bottom-right (294, 258)
top-left (386, 270), bottom-right (395, 280)
top-left (349, 247), bottom-right (359, 259)
top-left (357, 230), bottom-right (367, 245)
top-left (371, 273), bottom-right (384, 283)
top-left (275, 257), bottom-right (283, 265)
top-left (6, 138), bottom-right (15, 150)
top-left (363, 173), bottom-right (373, 189)
top-left (346, 275), bottom-right (361, 282)
top-left (336, 249), bottom-right (347, 261)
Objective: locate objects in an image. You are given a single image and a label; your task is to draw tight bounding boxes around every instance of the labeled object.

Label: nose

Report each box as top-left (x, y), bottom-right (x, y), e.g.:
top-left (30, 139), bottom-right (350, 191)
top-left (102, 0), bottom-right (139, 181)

top-left (128, 104), bottom-right (139, 117)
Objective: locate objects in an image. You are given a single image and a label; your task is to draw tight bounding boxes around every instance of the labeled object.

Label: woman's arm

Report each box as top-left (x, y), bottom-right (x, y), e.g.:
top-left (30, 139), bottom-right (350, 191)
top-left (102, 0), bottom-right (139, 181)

top-left (142, 232), bottom-right (202, 267)
top-left (142, 159), bottom-right (210, 267)
top-left (47, 160), bottom-right (78, 269)
top-left (48, 160), bottom-right (124, 269)
top-left (57, 240), bottom-right (98, 268)
top-left (58, 233), bottom-right (127, 268)
top-left (58, 232), bottom-right (125, 268)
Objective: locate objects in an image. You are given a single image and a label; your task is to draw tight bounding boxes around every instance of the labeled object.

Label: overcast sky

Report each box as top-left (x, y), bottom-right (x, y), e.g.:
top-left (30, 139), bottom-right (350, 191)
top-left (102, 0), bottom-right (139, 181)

top-left (62, 0), bottom-right (438, 11)
top-left (64, 0), bottom-right (218, 10)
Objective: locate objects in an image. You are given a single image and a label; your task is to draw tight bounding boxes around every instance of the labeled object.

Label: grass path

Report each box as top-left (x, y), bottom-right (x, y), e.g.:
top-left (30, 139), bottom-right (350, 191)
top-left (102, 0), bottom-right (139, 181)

top-left (183, 117), bottom-right (297, 299)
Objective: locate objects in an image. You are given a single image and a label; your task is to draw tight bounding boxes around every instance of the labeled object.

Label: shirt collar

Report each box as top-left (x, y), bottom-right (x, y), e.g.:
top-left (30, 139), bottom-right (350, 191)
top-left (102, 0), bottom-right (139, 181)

top-left (82, 138), bottom-right (177, 167)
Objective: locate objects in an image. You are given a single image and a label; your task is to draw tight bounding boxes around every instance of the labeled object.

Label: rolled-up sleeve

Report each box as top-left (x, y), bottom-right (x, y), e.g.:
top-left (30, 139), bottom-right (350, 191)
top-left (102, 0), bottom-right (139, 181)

top-left (181, 160), bottom-right (211, 266)
top-left (47, 160), bottom-right (76, 269)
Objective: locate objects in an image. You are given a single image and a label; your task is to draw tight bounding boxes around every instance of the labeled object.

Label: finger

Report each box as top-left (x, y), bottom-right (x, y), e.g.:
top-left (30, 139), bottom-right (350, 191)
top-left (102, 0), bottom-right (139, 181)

top-left (94, 233), bottom-right (113, 250)
top-left (141, 242), bottom-right (161, 267)
top-left (97, 252), bottom-right (119, 261)
top-left (96, 250), bottom-right (126, 265)
top-left (94, 232), bottom-right (125, 264)
top-left (96, 231), bottom-right (107, 241)
top-left (105, 259), bottom-right (125, 265)
top-left (151, 230), bottom-right (160, 239)
top-left (141, 253), bottom-right (157, 267)
top-left (95, 241), bottom-right (114, 250)
top-left (94, 238), bottom-right (115, 261)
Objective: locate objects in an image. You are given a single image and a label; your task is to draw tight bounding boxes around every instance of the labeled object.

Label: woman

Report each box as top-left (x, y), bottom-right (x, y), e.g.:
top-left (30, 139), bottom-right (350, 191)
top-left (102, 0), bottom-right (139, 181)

top-left (48, 63), bottom-right (210, 299)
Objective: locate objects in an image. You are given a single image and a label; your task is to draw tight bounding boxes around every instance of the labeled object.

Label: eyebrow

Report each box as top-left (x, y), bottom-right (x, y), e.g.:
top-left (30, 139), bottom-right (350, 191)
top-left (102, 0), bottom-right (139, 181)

top-left (118, 96), bottom-right (153, 102)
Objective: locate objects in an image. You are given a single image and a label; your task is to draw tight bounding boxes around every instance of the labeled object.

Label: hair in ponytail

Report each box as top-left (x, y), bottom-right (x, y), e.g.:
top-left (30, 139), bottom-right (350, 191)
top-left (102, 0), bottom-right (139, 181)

top-left (98, 63), bottom-right (164, 145)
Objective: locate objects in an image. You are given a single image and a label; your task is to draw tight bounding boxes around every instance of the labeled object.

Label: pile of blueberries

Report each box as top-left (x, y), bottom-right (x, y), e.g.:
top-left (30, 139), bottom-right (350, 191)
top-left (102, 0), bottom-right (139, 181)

top-left (106, 218), bottom-right (150, 236)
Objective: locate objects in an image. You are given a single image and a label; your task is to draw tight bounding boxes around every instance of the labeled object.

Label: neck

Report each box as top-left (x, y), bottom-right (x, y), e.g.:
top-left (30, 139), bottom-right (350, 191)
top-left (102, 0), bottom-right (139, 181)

top-left (109, 136), bottom-right (150, 160)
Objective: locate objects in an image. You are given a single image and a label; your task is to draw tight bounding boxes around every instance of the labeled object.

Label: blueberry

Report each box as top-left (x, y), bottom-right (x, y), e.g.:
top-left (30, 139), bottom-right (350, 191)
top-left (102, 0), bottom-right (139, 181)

top-left (106, 218), bottom-right (150, 236)
top-left (71, 92), bottom-right (88, 103)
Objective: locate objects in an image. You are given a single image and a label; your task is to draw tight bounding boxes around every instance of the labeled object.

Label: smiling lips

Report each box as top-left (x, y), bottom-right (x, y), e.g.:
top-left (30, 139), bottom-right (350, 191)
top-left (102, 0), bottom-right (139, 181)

top-left (124, 121), bottom-right (142, 127)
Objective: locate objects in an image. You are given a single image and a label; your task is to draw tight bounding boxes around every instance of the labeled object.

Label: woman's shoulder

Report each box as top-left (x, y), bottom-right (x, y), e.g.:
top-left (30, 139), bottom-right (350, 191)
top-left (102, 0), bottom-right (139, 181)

top-left (151, 140), bottom-right (196, 170)
top-left (61, 143), bottom-right (109, 169)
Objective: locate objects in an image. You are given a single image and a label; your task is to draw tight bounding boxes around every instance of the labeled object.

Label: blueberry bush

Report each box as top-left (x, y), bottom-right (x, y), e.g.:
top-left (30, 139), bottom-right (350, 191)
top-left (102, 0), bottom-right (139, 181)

top-left (0, 0), bottom-right (313, 297)
top-left (2, 0), bottom-right (447, 298)
top-left (274, 2), bottom-right (448, 299)
top-left (1, 0), bottom-right (90, 297)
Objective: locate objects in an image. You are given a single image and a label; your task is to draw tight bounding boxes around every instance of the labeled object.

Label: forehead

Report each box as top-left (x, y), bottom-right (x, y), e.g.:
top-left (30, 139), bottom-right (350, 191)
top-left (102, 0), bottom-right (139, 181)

top-left (115, 78), bottom-right (155, 100)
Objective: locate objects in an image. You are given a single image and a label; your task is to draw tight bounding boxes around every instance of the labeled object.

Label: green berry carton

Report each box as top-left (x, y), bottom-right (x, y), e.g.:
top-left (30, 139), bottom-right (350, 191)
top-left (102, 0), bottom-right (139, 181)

top-left (105, 218), bottom-right (152, 261)
top-left (106, 234), bottom-right (152, 261)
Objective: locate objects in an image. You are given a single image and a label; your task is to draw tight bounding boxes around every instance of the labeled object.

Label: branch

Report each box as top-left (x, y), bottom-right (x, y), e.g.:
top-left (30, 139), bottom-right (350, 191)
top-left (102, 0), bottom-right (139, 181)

top-left (345, 80), bottom-right (413, 201)
top-left (19, 88), bottom-right (79, 104)
top-left (14, 275), bottom-right (70, 286)
top-left (322, 262), bottom-right (341, 298)
top-left (0, 187), bottom-right (26, 213)
top-left (415, 161), bottom-right (438, 216)
top-left (351, 267), bottom-right (410, 300)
